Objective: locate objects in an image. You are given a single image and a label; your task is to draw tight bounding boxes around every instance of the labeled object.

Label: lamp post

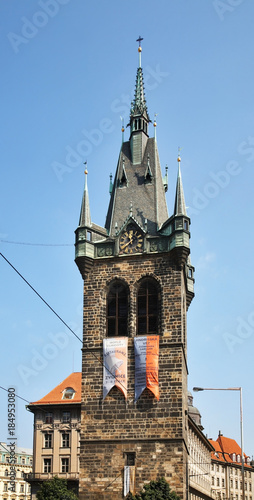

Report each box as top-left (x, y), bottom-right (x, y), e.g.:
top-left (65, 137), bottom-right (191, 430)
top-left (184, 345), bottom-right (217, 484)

top-left (193, 387), bottom-right (245, 500)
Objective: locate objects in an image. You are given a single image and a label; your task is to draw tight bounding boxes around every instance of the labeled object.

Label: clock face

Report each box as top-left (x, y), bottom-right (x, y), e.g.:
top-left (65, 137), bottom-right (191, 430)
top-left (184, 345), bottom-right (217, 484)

top-left (119, 227), bottom-right (143, 254)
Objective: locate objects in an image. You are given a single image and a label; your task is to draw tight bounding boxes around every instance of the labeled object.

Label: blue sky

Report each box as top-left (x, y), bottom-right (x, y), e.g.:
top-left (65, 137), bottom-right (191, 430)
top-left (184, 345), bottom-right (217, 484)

top-left (1, 0), bottom-right (254, 457)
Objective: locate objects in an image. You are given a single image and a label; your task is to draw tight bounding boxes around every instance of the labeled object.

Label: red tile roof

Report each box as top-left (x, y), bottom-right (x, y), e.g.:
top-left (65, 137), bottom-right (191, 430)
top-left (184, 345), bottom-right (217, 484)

top-left (209, 439), bottom-right (226, 463)
top-left (209, 435), bottom-right (250, 466)
top-left (30, 372), bottom-right (81, 405)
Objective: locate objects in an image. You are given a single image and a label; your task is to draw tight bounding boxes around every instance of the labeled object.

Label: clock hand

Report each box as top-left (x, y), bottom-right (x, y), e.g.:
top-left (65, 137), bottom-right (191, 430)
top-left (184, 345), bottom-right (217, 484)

top-left (121, 239), bottom-right (131, 250)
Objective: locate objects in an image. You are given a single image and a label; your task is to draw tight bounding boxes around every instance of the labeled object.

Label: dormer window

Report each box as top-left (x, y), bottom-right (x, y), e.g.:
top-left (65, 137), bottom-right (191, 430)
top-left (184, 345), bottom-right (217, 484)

top-left (62, 387), bottom-right (75, 400)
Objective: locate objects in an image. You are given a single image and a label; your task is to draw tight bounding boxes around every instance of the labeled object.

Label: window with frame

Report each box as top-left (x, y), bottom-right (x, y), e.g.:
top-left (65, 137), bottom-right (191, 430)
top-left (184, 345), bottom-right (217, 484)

top-left (62, 387), bottom-right (75, 400)
top-left (45, 412), bottom-right (53, 424)
top-left (62, 433), bottom-right (70, 448)
top-left (61, 457), bottom-right (69, 473)
top-left (4, 483), bottom-right (8, 492)
top-left (20, 484), bottom-right (24, 493)
top-left (107, 281), bottom-right (128, 336)
top-left (4, 469), bottom-right (8, 477)
top-left (125, 452), bottom-right (135, 466)
top-left (62, 411), bottom-right (70, 423)
top-left (44, 433), bottom-right (52, 449)
top-left (43, 458), bottom-right (51, 473)
top-left (137, 279), bottom-right (159, 334)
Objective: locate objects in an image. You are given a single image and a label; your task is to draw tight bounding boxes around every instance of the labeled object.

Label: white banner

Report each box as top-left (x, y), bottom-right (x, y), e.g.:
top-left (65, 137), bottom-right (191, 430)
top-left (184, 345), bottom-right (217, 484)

top-left (103, 337), bottom-right (127, 400)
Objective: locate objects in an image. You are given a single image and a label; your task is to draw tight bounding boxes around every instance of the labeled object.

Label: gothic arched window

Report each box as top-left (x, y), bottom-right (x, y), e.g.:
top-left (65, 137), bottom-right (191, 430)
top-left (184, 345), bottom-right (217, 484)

top-left (107, 281), bottom-right (128, 336)
top-left (137, 279), bottom-right (159, 334)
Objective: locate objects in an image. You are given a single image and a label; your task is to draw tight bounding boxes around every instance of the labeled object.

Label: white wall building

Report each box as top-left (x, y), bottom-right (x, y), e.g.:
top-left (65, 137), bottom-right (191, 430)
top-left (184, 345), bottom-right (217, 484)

top-left (0, 442), bottom-right (32, 500)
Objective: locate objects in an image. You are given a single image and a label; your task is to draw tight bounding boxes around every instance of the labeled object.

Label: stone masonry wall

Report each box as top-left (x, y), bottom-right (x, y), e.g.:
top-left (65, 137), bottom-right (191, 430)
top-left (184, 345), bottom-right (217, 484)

top-left (79, 252), bottom-right (188, 499)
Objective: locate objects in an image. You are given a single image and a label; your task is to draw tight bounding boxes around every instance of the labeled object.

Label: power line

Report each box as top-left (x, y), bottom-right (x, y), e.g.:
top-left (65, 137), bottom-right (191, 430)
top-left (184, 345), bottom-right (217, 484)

top-left (0, 252), bottom-right (82, 344)
top-left (0, 239), bottom-right (72, 247)
top-left (0, 385), bottom-right (30, 405)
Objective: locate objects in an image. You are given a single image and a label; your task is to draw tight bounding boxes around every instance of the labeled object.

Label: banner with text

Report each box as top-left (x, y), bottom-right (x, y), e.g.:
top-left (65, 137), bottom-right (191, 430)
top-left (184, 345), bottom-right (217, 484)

top-left (103, 337), bottom-right (127, 400)
top-left (134, 335), bottom-right (159, 401)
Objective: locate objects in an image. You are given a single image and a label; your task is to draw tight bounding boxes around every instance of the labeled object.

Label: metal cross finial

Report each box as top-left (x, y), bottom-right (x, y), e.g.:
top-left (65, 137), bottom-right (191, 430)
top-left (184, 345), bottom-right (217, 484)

top-left (136, 36), bottom-right (143, 47)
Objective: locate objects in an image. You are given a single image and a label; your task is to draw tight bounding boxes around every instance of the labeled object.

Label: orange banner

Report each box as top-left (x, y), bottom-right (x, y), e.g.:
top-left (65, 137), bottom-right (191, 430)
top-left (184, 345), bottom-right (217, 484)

top-left (146, 335), bottom-right (159, 400)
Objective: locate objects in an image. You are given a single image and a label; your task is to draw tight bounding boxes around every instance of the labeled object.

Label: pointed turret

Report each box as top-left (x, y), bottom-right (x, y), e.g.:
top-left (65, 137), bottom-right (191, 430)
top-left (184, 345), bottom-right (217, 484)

top-left (79, 168), bottom-right (91, 227)
top-left (75, 168), bottom-right (107, 276)
top-left (174, 154), bottom-right (187, 216)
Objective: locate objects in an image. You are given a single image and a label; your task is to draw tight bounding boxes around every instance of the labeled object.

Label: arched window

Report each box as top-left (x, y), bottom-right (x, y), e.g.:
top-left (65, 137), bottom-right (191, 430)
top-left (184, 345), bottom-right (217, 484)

top-left (107, 281), bottom-right (128, 336)
top-left (137, 279), bottom-right (159, 334)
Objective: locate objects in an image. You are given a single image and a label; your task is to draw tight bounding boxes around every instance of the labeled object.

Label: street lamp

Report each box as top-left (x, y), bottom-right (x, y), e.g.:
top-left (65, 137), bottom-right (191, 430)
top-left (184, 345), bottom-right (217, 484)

top-left (193, 387), bottom-right (245, 500)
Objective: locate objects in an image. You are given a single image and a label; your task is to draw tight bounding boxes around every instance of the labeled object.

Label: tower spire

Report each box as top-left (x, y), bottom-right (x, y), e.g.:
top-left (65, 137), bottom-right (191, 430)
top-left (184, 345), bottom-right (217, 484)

top-left (174, 151), bottom-right (187, 216)
top-left (128, 38), bottom-right (150, 164)
top-left (79, 165), bottom-right (91, 227)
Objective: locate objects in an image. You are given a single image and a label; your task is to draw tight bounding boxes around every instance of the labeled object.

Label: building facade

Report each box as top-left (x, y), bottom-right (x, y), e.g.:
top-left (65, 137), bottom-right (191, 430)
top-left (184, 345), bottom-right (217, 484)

top-left (75, 41), bottom-right (194, 499)
top-left (209, 434), bottom-right (254, 500)
top-left (0, 442), bottom-right (32, 500)
top-left (188, 393), bottom-right (214, 500)
top-left (26, 373), bottom-right (80, 499)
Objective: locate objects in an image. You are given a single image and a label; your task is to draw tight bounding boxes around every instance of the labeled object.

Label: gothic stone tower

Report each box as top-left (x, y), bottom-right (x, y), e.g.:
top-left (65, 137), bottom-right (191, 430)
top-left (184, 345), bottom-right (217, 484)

top-left (75, 41), bottom-right (194, 500)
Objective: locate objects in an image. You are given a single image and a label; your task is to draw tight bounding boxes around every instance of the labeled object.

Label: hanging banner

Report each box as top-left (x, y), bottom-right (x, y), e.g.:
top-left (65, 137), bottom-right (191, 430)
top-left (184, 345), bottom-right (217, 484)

top-left (103, 337), bottom-right (127, 400)
top-left (134, 335), bottom-right (159, 401)
top-left (124, 466), bottom-right (135, 496)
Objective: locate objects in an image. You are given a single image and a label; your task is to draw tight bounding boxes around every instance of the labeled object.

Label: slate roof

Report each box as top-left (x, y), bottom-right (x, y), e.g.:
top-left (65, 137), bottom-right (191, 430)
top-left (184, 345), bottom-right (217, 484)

top-left (105, 137), bottom-right (168, 236)
top-left (30, 372), bottom-right (81, 405)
